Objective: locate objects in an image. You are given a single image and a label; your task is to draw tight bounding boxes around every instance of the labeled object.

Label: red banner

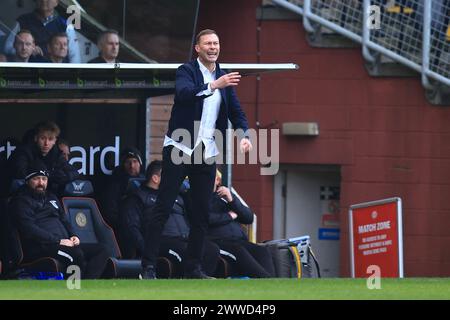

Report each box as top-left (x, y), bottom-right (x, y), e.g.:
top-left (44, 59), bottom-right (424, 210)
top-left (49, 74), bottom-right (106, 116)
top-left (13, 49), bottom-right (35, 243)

top-left (350, 198), bottom-right (403, 278)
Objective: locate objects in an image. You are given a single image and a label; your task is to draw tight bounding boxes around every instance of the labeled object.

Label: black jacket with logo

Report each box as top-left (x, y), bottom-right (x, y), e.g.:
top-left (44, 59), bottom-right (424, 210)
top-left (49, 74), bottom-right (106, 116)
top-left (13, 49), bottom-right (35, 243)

top-left (9, 185), bottom-right (76, 259)
top-left (100, 166), bottom-right (145, 230)
top-left (119, 185), bottom-right (190, 258)
top-left (208, 191), bottom-right (254, 241)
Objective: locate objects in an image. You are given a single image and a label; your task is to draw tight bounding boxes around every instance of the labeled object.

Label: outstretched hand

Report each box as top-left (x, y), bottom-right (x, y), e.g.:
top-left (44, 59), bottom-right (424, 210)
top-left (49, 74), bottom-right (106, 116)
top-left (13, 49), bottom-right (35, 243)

top-left (211, 72), bottom-right (241, 90)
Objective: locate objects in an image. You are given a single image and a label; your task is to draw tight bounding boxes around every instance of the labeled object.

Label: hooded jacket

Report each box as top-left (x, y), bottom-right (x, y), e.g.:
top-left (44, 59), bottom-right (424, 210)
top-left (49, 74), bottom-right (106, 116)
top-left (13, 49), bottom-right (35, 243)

top-left (8, 142), bottom-right (79, 196)
top-left (9, 185), bottom-right (76, 260)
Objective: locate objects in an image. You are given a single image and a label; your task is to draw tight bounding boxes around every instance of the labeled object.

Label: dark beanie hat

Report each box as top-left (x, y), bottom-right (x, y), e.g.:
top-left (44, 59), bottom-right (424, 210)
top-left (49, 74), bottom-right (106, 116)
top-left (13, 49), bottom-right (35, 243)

top-left (120, 147), bottom-right (143, 166)
top-left (25, 164), bottom-right (49, 181)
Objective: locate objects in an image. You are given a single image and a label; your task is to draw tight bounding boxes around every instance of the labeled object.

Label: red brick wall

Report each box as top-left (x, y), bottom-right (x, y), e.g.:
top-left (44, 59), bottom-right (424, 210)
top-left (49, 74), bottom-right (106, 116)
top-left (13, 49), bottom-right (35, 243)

top-left (197, 0), bottom-right (450, 276)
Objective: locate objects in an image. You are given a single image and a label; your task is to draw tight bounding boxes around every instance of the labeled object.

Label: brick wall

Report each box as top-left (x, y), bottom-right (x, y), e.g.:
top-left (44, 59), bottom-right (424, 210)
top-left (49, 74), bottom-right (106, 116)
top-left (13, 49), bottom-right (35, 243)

top-left (196, 0), bottom-right (450, 276)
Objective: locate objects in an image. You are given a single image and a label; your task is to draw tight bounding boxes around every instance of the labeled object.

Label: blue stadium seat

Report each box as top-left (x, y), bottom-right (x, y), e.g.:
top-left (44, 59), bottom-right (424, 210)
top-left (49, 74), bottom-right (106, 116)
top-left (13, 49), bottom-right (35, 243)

top-left (126, 177), bottom-right (146, 193)
top-left (9, 179), bottom-right (25, 194)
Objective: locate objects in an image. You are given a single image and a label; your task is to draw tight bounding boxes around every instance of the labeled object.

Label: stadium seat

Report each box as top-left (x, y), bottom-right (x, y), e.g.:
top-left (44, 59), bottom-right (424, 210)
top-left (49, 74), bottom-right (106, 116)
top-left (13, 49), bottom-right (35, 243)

top-left (214, 256), bottom-right (232, 278)
top-left (126, 177), bottom-right (146, 193)
top-left (10, 179), bottom-right (25, 194)
top-left (6, 228), bottom-right (64, 278)
top-left (0, 193), bottom-right (64, 279)
top-left (62, 180), bottom-right (174, 279)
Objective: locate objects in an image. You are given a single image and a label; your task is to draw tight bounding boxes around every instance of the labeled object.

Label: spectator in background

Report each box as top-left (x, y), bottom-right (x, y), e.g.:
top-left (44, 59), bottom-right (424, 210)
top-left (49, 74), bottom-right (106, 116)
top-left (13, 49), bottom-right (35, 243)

top-left (100, 147), bottom-right (144, 231)
top-left (5, 30), bottom-right (45, 63)
top-left (88, 30), bottom-right (120, 63)
top-left (7, 120), bottom-right (79, 196)
top-left (3, 0), bottom-right (80, 63)
top-left (0, 54), bottom-right (6, 62)
top-left (46, 32), bottom-right (68, 63)
top-left (57, 138), bottom-right (71, 162)
top-left (9, 165), bottom-right (109, 279)
top-left (119, 160), bottom-right (220, 278)
top-left (208, 170), bottom-right (275, 278)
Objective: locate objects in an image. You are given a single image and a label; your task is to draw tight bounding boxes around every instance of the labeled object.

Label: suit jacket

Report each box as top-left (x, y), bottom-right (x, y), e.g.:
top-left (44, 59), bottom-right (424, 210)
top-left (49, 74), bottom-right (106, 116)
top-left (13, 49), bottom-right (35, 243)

top-left (167, 60), bottom-right (249, 153)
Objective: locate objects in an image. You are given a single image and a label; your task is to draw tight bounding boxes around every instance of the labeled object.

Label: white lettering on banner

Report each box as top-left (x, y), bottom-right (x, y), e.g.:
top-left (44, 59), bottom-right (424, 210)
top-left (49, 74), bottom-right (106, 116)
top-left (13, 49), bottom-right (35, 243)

top-left (70, 136), bottom-right (120, 175)
top-left (377, 221), bottom-right (391, 230)
top-left (358, 224), bottom-right (376, 234)
top-left (0, 141), bottom-right (16, 158)
top-left (359, 232), bottom-right (393, 256)
top-left (358, 220), bottom-right (391, 234)
top-left (1, 136), bottom-right (121, 176)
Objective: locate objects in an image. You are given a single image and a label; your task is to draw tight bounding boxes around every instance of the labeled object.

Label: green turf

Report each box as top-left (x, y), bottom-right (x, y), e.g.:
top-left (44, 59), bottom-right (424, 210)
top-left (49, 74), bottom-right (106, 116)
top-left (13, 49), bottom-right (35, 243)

top-left (0, 278), bottom-right (449, 300)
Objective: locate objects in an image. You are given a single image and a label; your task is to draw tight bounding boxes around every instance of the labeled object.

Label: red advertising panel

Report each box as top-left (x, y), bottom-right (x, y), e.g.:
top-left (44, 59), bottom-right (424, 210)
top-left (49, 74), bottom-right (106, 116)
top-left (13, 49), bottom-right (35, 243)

top-left (349, 198), bottom-right (403, 278)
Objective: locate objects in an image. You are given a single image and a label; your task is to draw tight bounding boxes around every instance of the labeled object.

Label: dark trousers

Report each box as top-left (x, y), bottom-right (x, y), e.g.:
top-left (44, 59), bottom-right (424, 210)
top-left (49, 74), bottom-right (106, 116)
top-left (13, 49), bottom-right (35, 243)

top-left (142, 145), bottom-right (216, 270)
top-left (215, 239), bottom-right (276, 278)
top-left (36, 243), bottom-right (109, 279)
top-left (159, 237), bottom-right (220, 277)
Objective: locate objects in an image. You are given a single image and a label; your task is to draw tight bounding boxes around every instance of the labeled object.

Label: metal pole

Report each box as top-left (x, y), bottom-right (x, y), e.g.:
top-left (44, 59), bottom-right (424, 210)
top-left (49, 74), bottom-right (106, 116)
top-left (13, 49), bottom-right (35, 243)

top-left (422, 0), bottom-right (433, 89)
top-left (362, 0), bottom-right (376, 63)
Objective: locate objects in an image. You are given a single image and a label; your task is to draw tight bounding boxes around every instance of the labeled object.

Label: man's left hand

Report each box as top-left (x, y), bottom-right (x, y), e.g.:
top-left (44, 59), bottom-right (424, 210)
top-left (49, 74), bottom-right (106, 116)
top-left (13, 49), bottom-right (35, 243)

top-left (240, 138), bottom-right (252, 154)
top-left (70, 236), bottom-right (80, 246)
top-left (217, 186), bottom-right (233, 202)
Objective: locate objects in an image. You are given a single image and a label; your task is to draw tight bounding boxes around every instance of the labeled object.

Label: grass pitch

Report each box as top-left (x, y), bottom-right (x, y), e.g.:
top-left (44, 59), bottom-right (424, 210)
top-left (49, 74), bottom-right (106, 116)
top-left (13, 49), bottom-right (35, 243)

top-left (0, 278), bottom-right (449, 300)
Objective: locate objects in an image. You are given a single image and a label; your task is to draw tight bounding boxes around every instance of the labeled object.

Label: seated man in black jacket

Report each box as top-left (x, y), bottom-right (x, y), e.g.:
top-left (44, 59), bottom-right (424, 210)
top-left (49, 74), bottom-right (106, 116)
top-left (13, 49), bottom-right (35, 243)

top-left (119, 160), bottom-right (220, 278)
top-left (7, 120), bottom-right (79, 196)
top-left (208, 170), bottom-right (275, 278)
top-left (101, 147), bottom-right (145, 232)
top-left (9, 165), bottom-right (109, 279)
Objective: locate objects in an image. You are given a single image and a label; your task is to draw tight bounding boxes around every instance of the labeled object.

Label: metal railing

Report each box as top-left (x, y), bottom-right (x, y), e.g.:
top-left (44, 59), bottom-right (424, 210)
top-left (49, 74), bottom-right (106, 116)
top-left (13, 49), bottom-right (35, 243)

top-left (272, 0), bottom-right (450, 90)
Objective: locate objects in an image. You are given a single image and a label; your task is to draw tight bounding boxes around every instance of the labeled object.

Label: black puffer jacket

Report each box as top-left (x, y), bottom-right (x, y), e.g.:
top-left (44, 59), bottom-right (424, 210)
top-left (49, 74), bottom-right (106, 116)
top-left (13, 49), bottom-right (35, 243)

top-left (100, 166), bottom-right (144, 230)
top-left (207, 191), bottom-right (254, 241)
top-left (9, 185), bottom-right (76, 259)
top-left (119, 185), bottom-right (190, 258)
top-left (8, 143), bottom-right (79, 195)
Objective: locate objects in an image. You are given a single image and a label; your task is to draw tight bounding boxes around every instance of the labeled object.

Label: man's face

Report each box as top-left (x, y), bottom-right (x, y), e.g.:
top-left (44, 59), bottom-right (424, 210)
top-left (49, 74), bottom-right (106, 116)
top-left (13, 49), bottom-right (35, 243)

top-left (213, 174), bottom-right (222, 192)
top-left (58, 143), bottom-right (70, 161)
top-left (123, 158), bottom-right (141, 177)
top-left (14, 33), bottom-right (35, 60)
top-left (100, 34), bottom-right (120, 61)
top-left (28, 176), bottom-right (48, 194)
top-left (35, 131), bottom-right (57, 156)
top-left (37, 0), bottom-right (59, 12)
top-left (195, 33), bottom-right (220, 66)
top-left (48, 36), bottom-right (68, 60)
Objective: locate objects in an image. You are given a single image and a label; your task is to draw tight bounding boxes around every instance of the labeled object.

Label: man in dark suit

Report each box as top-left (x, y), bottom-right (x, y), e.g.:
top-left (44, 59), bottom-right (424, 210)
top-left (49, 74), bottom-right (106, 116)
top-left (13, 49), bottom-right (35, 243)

top-left (141, 29), bottom-right (252, 279)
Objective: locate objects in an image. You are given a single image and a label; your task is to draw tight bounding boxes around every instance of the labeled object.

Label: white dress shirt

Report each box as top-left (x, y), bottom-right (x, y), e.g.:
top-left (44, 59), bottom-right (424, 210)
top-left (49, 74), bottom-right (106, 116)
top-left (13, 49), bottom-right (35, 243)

top-left (164, 58), bottom-right (221, 160)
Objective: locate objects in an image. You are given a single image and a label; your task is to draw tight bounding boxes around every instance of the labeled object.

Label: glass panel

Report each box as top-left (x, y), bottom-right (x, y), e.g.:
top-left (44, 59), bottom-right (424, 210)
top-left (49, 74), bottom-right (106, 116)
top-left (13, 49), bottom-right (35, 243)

top-left (0, 0), bottom-right (199, 63)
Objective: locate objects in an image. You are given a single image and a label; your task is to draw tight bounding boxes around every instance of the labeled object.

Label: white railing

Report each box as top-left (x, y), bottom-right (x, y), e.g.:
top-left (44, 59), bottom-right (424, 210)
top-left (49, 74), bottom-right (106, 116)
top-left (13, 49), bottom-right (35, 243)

top-left (272, 0), bottom-right (450, 89)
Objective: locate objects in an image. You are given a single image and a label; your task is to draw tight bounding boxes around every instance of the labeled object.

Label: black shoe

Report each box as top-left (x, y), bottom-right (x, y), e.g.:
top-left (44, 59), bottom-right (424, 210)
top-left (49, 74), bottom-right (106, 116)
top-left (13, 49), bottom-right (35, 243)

top-left (140, 265), bottom-right (157, 280)
top-left (184, 266), bottom-right (215, 279)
